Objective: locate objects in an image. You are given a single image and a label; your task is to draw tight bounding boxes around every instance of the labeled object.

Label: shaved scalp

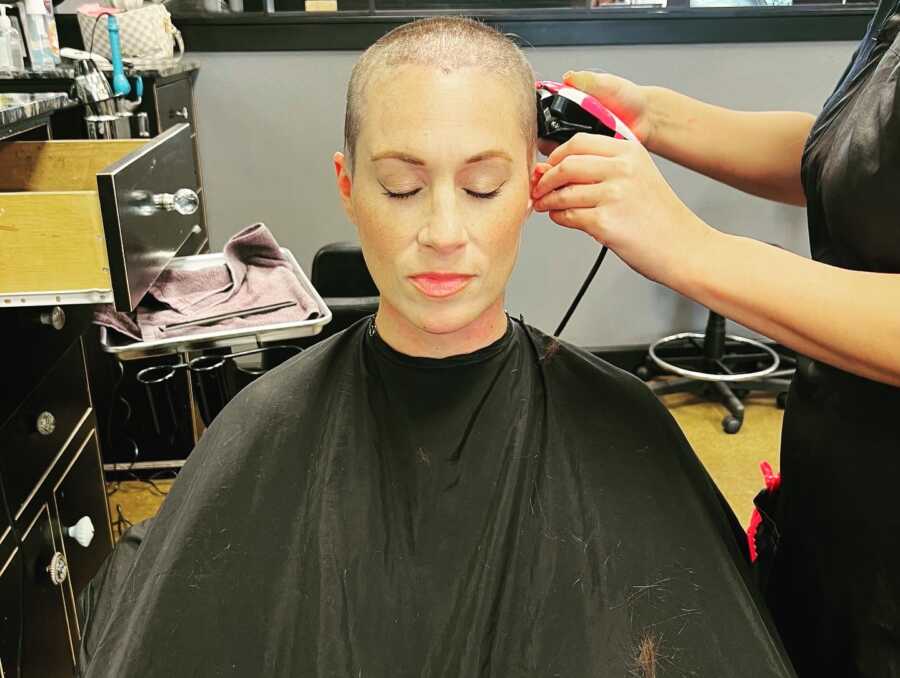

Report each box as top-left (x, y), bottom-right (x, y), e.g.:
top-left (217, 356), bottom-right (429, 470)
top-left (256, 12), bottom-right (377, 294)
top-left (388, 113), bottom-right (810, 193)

top-left (343, 16), bottom-right (537, 176)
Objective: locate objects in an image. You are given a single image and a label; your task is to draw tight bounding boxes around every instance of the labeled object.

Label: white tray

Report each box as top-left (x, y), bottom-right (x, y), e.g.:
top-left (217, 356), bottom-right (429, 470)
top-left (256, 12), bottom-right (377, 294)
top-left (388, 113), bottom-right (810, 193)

top-left (98, 248), bottom-right (331, 360)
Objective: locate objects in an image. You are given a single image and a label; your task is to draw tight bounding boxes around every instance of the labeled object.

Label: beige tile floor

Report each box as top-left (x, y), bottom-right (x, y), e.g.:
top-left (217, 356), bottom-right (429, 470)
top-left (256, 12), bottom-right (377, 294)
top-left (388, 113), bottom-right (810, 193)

top-left (107, 394), bottom-right (784, 537)
top-left (663, 393), bottom-right (783, 526)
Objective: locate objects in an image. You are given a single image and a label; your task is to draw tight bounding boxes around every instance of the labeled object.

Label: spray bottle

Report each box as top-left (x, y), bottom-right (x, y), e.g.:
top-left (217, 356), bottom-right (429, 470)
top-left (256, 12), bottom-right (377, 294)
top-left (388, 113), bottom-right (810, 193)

top-left (0, 4), bottom-right (25, 71)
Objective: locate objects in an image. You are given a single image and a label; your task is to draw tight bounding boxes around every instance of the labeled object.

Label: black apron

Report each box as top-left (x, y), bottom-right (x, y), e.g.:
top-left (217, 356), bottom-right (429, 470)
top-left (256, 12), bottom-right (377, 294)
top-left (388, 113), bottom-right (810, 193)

top-left (79, 318), bottom-right (796, 677)
top-left (762, 2), bottom-right (900, 674)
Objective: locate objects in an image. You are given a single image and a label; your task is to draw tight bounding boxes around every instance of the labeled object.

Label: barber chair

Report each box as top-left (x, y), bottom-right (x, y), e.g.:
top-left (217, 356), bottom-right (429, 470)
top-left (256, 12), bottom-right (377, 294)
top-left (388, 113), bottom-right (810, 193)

top-left (309, 242), bottom-right (380, 340)
top-left (636, 309), bottom-right (796, 434)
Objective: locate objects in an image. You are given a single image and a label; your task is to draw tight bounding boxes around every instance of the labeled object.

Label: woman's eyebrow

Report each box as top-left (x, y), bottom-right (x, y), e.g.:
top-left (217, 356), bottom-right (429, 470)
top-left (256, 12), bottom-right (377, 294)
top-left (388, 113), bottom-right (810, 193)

top-left (370, 150), bottom-right (512, 165)
top-left (370, 151), bottom-right (426, 166)
top-left (463, 150), bottom-right (513, 164)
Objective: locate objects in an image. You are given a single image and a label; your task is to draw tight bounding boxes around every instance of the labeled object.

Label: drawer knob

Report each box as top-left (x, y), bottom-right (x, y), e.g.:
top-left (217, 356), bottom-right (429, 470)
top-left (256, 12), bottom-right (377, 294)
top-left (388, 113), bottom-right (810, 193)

top-left (152, 188), bottom-right (200, 216)
top-left (35, 411), bottom-right (56, 436)
top-left (65, 516), bottom-right (96, 548)
top-left (170, 106), bottom-right (189, 121)
top-left (39, 306), bottom-right (66, 331)
top-left (46, 552), bottom-right (68, 587)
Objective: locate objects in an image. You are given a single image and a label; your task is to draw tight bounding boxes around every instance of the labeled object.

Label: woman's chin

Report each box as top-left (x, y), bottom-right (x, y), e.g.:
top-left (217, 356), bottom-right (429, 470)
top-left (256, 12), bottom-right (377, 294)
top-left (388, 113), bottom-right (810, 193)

top-left (413, 299), bottom-right (505, 338)
top-left (378, 290), bottom-right (504, 342)
top-left (415, 307), bottom-right (478, 336)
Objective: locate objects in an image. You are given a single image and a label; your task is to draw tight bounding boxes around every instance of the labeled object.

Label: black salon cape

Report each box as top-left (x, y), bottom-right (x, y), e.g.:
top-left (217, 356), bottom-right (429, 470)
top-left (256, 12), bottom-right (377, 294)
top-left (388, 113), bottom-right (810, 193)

top-left (760, 0), bottom-right (900, 674)
top-left (80, 318), bottom-right (795, 677)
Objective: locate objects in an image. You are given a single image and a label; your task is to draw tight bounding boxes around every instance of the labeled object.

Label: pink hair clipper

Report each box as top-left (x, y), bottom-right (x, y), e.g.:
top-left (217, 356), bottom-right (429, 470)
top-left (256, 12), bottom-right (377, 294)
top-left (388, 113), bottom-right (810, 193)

top-left (536, 80), bottom-right (639, 144)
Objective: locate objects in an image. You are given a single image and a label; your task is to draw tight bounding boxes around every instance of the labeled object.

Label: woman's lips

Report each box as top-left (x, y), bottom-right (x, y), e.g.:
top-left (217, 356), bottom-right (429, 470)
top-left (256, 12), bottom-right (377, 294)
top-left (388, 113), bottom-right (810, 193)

top-left (409, 273), bottom-right (474, 298)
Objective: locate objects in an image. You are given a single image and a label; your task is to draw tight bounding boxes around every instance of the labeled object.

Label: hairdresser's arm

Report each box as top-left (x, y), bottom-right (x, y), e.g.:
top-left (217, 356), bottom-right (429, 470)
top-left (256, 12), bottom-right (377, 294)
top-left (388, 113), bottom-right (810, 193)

top-left (558, 72), bottom-right (815, 206)
top-left (644, 87), bottom-right (814, 206)
top-left (679, 231), bottom-right (900, 386)
top-left (531, 133), bottom-right (900, 386)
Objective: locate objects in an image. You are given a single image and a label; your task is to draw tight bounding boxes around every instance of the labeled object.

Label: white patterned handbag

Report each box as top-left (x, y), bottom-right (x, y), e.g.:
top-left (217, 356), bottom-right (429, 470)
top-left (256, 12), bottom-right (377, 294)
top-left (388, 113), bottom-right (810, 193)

top-left (77, 4), bottom-right (184, 62)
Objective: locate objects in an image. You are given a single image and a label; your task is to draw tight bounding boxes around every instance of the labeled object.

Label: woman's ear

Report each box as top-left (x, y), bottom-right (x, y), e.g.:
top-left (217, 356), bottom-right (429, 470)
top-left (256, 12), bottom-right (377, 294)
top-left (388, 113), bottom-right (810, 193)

top-left (526, 162), bottom-right (546, 216)
top-left (333, 152), bottom-right (356, 222)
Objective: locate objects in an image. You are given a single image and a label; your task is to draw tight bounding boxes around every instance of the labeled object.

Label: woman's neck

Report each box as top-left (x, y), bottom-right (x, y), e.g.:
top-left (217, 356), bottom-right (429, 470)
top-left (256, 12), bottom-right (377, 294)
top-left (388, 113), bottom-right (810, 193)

top-left (373, 299), bottom-right (509, 358)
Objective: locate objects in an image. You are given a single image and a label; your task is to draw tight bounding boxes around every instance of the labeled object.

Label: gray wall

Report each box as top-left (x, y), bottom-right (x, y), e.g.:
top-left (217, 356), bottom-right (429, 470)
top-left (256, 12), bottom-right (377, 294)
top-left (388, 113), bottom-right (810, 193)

top-left (188, 41), bottom-right (855, 348)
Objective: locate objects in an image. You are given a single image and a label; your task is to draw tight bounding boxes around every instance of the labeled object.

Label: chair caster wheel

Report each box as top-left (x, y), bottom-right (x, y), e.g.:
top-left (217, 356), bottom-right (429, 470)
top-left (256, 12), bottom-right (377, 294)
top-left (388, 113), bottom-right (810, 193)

top-left (723, 415), bottom-right (742, 434)
top-left (776, 392), bottom-right (788, 409)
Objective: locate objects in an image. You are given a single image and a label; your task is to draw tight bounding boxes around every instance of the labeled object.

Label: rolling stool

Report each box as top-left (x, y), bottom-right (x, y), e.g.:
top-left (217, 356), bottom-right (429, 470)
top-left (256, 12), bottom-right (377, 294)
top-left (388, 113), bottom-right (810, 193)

top-left (636, 310), bottom-right (796, 434)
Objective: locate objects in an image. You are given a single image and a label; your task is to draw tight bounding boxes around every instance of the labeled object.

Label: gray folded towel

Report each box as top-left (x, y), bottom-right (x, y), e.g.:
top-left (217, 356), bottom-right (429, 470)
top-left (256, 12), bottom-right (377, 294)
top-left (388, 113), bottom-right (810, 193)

top-left (94, 223), bottom-right (319, 343)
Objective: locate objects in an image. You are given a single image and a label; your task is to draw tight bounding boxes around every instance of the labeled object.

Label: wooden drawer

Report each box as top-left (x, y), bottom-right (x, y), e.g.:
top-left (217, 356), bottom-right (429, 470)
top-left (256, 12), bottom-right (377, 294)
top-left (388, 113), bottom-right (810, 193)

top-left (0, 342), bottom-right (91, 517)
top-left (155, 78), bottom-right (193, 133)
top-left (0, 123), bottom-right (202, 312)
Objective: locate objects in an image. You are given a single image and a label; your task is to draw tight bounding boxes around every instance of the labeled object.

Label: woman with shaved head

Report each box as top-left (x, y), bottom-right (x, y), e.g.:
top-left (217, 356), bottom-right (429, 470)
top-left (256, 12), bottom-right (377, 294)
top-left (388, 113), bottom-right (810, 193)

top-left (80, 17), bottom-right (796, 678)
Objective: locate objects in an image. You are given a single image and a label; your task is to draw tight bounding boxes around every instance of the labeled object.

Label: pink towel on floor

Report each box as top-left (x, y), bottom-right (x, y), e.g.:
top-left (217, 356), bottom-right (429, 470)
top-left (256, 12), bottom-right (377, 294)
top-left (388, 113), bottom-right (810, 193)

top-left (94, 223), bottom-right (319, 343)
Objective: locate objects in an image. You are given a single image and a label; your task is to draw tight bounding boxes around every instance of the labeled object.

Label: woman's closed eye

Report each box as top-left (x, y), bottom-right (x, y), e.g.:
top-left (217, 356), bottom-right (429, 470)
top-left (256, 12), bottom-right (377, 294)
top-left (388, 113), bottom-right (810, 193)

top-left (380, 184), bottom-right (505, 200)
top-left (380, 186), bottom-right (421, 200)
top-left (466, 186), bottom-right (504, 200)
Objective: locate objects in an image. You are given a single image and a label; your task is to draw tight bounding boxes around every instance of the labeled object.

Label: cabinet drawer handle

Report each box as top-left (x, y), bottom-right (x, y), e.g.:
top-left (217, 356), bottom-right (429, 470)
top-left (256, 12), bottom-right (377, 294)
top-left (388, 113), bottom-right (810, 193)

top-left (170, 106), bottom-right (189, 121)
top-left (39, 306), bottom-right (66, 331)
top-left (36, 411), bottom-right (56, 436)
top-left (65, 516), bottom-right (96, 548)
top-left (46, 552), bottom-right (68, 586)
top-left (152, 188), bottom-right (200, 216)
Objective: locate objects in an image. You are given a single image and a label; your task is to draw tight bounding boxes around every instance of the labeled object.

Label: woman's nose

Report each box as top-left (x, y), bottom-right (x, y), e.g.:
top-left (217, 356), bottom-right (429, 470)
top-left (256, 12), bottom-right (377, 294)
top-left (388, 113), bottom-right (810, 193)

top-left (418, 196), bottom-right (469, 254)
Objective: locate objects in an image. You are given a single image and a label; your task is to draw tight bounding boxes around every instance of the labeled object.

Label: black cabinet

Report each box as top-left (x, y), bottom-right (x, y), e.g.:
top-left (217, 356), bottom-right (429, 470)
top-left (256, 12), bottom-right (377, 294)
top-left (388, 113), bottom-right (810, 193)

top-left (53, 431), bottom-right (112, 599)
top-left (154, 78), bottom-right (194, 133)
top-left (0, 546), bottom-right (23, 676)
top-left (0, 67), bottom-right (212, 469)
top-left (18, 505), bottom-right (78, 676)
top-left (53, 431), bottom-right (113, 638)
top-left (0, 506), bottom-right (76, 678)
top-left (142, 69), bottom-right (209, 256)
top-left (0, 307), bottom-right (114, 678)
top-left (0, 66), bottom-right (209, 256)
top-left (0, 342), bottom-right (91, 515)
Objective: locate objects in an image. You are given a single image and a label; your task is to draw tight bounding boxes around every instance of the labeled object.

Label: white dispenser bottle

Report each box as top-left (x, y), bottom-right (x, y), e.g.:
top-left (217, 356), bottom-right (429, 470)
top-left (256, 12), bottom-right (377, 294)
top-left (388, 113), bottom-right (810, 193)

top-left (0, 4), bottom-right (24, 71)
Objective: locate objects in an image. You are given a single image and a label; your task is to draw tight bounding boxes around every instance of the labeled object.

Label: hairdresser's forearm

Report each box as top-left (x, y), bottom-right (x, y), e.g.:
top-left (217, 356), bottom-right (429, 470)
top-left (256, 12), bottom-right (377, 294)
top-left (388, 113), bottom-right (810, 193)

top-left (643, 86), bottom-right (815, 207)
top-left (673, 227), bottom-right (900, 386)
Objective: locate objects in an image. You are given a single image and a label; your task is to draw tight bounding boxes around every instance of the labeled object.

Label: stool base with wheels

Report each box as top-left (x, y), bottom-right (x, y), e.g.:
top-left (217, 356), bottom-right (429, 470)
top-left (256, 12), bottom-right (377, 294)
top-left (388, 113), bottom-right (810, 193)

top-left (636, 311), bottom-right (795, 434)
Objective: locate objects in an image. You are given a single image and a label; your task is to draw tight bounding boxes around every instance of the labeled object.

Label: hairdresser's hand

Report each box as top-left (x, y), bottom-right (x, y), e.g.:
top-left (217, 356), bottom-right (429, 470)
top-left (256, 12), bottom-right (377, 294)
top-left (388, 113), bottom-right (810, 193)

top-left (537, 70), bottom-right (655, 157)
top-left (531, 132), bottom-right (711, 287)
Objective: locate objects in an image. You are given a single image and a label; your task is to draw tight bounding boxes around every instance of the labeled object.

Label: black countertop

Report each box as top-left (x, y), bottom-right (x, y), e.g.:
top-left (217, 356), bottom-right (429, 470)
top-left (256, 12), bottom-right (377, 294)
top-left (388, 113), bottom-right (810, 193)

top-left (0, 91), bottom-right (71, 129)
top-left (0, 60), bottom-right (198, 81)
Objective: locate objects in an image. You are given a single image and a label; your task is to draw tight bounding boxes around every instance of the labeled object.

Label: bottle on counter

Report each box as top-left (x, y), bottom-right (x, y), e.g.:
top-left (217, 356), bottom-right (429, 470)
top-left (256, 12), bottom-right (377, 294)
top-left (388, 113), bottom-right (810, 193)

top-left (40, 0), bottom-right (59, 63)
top-left (16, 0), bottom-right (54, 70)
top-left (0, 4), bottom-right (25, 71)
